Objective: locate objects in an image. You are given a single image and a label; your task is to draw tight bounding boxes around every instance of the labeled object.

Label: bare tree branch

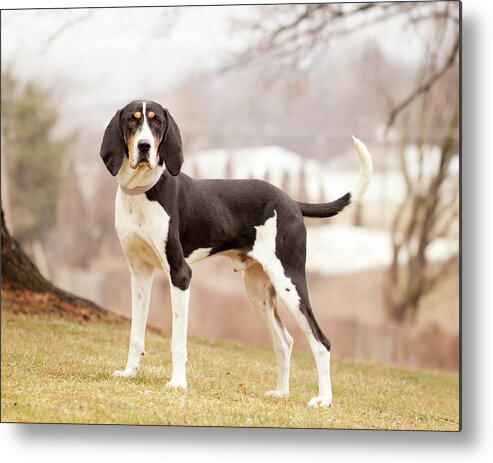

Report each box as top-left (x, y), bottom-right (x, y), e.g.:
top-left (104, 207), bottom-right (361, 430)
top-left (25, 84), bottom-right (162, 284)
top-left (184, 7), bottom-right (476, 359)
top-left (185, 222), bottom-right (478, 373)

top-left (385, 34), bottom-right (459, 133)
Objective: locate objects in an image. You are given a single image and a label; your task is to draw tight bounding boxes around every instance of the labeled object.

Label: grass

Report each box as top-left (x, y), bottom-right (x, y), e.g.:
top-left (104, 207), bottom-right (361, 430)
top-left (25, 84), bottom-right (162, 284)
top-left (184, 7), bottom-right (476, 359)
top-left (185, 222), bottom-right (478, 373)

top-left (1, 311), bottom-right (459, 430)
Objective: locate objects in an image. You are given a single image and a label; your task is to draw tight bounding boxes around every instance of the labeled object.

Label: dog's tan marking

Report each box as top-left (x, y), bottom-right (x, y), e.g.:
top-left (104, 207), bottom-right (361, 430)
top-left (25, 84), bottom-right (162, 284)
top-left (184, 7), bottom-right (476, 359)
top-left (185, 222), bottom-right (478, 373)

top-left (127, 133), bottom-right (137, 166)
top-left (221, 251), bottom-right (256, 272)
top-left (148, 111), bottom-right (155, 119)
top-left (134, 111), bottom-right (142, 119)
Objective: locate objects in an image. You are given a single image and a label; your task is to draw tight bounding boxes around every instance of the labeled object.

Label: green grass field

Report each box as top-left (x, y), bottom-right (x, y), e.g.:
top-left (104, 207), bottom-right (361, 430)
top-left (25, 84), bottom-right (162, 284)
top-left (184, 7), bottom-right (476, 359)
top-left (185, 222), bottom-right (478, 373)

top-left (1, 311), bottom-right (459, 430)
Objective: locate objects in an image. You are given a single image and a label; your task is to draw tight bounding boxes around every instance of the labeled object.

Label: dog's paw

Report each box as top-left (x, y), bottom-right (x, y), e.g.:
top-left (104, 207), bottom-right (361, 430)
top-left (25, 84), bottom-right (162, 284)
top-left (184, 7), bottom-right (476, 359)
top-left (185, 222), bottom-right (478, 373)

top-left (265, 389), bottom-right (289, 398)
top-left (166, 377), bottom-right (187, 389)
top-left (308, 395), bottom-right (332, 408)
top-left (113, 368), bottom-right (137, 378)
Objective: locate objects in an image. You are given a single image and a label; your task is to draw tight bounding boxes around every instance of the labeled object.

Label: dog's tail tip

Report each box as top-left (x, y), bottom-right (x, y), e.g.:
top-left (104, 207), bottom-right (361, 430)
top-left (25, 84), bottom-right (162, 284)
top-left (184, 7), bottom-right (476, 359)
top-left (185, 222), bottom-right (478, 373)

top-left (352, 135), bottom-right (368, 156)
top-left (349, 135), bottom-right (373, 204)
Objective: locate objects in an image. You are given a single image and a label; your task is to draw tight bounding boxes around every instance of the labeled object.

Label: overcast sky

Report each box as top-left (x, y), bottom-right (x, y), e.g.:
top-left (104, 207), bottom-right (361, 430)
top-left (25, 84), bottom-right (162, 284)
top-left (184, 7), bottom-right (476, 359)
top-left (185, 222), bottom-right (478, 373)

top-left (1, 7), bottom-right (249, 117)
top-left (1, 5), bottom-right (427, 124)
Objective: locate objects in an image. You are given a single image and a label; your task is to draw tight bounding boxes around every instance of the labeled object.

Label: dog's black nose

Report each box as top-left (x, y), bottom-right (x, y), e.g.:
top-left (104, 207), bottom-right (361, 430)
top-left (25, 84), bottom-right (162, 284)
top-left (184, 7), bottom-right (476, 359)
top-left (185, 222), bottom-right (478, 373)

top-left (138, 140), bottom-right (151, 153)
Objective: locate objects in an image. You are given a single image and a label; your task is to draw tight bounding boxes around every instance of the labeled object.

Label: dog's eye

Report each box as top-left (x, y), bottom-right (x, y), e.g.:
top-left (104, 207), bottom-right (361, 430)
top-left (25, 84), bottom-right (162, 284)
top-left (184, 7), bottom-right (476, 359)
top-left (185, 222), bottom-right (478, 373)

top-left (153, 118), bottom-right (161, 126)
top-left (128, 117), bottom-right (137, 125)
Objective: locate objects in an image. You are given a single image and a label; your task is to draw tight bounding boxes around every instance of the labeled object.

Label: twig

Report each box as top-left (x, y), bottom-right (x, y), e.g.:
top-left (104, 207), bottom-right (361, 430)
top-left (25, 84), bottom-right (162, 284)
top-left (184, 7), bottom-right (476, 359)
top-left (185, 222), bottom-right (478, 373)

top-left (385, 35), bottom-right (459, 133)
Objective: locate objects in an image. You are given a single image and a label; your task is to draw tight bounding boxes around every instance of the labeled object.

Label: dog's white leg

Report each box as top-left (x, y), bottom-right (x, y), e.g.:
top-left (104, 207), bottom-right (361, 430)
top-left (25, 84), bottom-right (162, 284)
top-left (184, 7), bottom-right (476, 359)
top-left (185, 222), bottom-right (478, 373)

top-left (307, 345), bottom-right (332, 408)
top-left (275, 290), bottom-right (332, 408)
top-left (243, 263), bottom-right (293, 398)
top-left (265, 310), bottom-right (293, 398)
top-left (114, 264), bottom-right (154, 378)
top-left (166, 283), bottom-right (190, 389)
top-left (248, 212), bottom-right (332, 407)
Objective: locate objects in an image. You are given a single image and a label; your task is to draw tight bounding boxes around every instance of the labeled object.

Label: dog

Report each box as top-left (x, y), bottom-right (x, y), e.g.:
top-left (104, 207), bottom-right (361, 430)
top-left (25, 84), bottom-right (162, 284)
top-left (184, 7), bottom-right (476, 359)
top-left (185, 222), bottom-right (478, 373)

top-left (100, 100), bottom-right (372, 407)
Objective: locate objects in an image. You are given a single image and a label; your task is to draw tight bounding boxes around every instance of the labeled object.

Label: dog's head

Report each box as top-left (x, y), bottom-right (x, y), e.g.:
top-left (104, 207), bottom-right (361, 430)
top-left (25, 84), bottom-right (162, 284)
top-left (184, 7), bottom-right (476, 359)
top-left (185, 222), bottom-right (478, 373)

top-left (100, 100), bottom-right (183, 176)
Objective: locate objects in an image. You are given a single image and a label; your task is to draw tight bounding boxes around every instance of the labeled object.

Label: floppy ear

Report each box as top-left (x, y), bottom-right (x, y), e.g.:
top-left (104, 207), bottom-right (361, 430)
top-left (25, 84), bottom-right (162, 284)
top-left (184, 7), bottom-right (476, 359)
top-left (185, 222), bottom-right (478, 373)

top-left (159, 109), bottom-right (183, 176)
top-left (100, 110), bottom-right (125, 176)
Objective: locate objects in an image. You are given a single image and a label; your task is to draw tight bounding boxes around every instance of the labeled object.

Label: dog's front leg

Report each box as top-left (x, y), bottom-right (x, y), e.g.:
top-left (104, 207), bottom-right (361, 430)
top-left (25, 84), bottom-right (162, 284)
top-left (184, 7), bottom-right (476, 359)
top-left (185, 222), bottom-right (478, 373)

top-left (166, 263), bottom-right (192, 389)
top-left (114, 263), bottom-right (154, 378)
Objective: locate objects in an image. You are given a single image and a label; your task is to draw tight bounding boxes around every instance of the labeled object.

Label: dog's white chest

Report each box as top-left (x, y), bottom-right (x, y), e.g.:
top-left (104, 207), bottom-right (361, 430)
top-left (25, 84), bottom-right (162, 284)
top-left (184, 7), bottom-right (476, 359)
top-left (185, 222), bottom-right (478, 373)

top-left (115, 188), bottom-right (170, 270)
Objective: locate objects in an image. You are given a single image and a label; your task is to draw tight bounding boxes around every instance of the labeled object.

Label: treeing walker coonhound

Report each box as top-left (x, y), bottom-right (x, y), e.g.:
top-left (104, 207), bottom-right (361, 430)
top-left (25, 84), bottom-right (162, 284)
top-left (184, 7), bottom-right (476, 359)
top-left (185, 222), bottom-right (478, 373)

top-left (100, 99), bottom-right (372, 407)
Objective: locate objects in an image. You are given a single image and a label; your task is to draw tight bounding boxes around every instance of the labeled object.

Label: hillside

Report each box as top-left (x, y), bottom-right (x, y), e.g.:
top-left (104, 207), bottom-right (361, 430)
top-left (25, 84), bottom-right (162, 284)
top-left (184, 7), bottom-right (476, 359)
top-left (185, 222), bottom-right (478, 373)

top-left (1, 308), bottom-right (459, 430)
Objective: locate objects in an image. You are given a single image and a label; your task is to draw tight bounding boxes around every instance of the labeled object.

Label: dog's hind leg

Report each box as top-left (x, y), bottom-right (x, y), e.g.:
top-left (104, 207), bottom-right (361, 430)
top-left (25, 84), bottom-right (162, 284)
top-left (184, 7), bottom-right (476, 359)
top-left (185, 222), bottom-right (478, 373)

top-left (243, 263), bottom-right (293, 398)
top-left (267, 264), bottom-right (333, 407)
top-left (249, 212), bottom-right (332, 407)
top-left (276, 276), bottom-right (333, 408)
top-left (114, 263), bottom-right (154, 378)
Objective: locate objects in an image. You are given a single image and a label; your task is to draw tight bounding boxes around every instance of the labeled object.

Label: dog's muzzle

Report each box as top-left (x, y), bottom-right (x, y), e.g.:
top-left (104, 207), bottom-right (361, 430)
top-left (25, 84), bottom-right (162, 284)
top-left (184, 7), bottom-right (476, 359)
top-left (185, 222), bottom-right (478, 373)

top-left (136, 139), bottom-right (152, 166)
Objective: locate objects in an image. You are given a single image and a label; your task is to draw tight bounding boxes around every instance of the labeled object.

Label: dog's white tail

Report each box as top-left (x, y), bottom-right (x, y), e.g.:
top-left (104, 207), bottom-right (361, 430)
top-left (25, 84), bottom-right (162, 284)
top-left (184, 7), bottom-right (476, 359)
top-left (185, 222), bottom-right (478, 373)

top-left (297, 136), bottom-right (373, 218)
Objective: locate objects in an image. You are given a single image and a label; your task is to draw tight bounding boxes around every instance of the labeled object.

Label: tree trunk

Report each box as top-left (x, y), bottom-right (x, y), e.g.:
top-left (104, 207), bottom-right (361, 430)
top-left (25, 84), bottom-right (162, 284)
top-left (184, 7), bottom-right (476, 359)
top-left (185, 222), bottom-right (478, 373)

top-left (1, 205), bottom-right (107, 314)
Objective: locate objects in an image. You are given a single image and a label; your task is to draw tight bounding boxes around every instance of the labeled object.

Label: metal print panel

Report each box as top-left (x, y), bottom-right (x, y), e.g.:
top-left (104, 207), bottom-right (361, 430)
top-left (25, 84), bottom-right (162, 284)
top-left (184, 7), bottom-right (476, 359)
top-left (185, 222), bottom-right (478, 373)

top-left (0, 1), bottom-right (460, 430)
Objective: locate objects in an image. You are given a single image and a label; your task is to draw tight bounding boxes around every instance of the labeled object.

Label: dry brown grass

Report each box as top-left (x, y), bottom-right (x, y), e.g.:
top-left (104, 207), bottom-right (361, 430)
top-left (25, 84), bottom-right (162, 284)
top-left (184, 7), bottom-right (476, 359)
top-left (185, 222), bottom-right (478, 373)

top-left (1, 311), bottom-right (459, 429)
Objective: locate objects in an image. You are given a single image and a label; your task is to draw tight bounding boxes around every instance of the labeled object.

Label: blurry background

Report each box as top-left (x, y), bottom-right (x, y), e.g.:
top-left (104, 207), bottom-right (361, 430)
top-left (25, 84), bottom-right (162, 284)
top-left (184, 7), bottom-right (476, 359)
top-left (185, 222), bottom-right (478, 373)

top-left (1, 2), bottom-right (459, 371)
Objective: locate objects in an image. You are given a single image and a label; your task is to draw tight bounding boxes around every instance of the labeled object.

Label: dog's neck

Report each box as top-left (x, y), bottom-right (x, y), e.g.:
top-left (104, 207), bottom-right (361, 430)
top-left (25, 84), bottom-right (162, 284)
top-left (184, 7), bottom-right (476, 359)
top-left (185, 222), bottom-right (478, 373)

top-left (116, 157), bottom-right (164, 193)
top-left (120, 175), bottom-right (162, 195)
